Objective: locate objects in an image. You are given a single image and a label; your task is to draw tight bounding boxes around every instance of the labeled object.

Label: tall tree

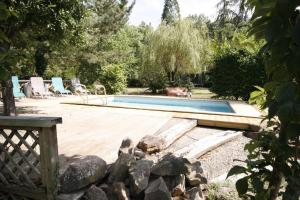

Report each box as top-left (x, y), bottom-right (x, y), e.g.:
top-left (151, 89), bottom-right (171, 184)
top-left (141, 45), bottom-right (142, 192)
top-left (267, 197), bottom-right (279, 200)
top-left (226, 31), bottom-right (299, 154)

top-left (216, 0), bottom-right (251, 27)
top-left (227, 1), bottom-right (300, 199)
top-left (141, 19), bottom-right (212, 85)
top-left (161, 0), bottom-right (181, 25)
top-left (44, 0), bottom-right (135, 82)
top-left (75, 0), bottom-right (135, 85)
top-left (216, 0), bottom-right (235, 27)
top-left (0, 0), bottom-right (85, 115)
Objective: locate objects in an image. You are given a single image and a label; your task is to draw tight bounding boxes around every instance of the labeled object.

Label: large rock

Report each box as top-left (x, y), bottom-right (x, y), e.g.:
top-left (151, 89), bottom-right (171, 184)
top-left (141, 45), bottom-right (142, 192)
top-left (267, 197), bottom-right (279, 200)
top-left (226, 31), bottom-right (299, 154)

top-left (171, 197), bottom-right (187, 200)
top-left (137, 135), bottom-right (164, 154)
top-left (129, 159), bottom-right (153, 195)
top-left (86, 185), bottom-right (108, 200)
top-left (185, 161), bottom-right (207, 186)
top-left (151, 154), bottom-right (189, 176)
top-left (57, 190), bottom-right (85, 200)
top-left (133, 148), bottom-right (146, 160)
top-left (60, 156), bottom-right (107, 193)
top-left (108, 153), bottom-right (135, 183)
top-left (184, 187), bottom-right (204, 200)
top-left (164, 174), bottom-right (185, 197)
top-left (119, 138), bottom-right (135, 156)
top-left (99, 183), bottom-right (110, 194)
top-left (113, 182), bottom-right (130, 200)
top-left (144, 177), bottom-right (172, 200)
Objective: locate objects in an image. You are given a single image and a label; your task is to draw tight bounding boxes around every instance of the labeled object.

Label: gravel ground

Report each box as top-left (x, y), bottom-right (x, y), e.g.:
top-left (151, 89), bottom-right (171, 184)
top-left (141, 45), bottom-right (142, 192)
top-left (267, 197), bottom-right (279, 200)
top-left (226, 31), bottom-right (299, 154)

top-left (199, 135), bottom-right (250, 181)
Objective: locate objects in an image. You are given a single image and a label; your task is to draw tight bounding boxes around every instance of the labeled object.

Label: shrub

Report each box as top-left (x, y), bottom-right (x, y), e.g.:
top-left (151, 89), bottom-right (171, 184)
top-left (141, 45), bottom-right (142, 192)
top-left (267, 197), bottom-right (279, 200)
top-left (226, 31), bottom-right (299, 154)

top-left (209, 49), bottom-right (266, 101)
top-left (99, 64), bottom-right (127, 94)
top-left (139, 62), bottom-right (168, 93)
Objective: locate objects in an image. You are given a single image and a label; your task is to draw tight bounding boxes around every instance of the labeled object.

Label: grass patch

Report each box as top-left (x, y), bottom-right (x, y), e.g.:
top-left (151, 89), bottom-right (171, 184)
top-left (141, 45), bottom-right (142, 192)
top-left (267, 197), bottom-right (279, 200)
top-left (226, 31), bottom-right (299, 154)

top-left (191, 88), bottom-right (215, 99)
top-left (125, 87), bottom-right (215, 99)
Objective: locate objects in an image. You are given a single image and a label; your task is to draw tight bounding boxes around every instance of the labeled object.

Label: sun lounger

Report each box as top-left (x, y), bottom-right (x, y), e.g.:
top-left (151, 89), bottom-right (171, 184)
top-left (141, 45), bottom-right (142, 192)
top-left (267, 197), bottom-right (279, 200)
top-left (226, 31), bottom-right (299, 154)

top-left (30, 77), bottom-right (54, 98)
top-left (71, 78), bottom-right (89, 95)
top-left (11, 76), bottom-right (25, 98)
top-left (51, 77), bottom-right (72, 95)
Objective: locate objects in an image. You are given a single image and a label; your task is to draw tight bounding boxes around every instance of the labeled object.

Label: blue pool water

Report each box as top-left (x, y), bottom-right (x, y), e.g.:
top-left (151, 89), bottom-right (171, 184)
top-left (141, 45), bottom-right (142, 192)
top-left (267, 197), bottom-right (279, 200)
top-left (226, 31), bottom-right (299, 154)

top-left (106, 96), bottom-right (234, 113)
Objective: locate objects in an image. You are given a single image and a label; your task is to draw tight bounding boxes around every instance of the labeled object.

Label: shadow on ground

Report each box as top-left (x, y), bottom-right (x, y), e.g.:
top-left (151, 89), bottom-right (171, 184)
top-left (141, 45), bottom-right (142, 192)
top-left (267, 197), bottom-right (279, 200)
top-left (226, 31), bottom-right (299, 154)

top-left (0, 103), bottom-right (45, 115)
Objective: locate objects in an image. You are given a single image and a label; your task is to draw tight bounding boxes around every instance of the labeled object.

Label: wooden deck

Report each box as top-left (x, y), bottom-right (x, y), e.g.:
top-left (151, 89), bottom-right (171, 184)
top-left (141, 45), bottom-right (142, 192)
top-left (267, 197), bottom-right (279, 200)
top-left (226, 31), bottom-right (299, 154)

top-left (174, 112), bottom-right (262, 131)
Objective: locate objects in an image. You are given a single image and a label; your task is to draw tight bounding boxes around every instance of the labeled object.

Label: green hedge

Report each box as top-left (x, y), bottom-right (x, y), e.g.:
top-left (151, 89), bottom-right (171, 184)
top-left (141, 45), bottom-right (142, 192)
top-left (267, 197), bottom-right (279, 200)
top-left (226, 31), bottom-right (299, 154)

top-left (99, 64), bottom-right (127, 94)
top-left (209, 49), bottom-right (266, 101)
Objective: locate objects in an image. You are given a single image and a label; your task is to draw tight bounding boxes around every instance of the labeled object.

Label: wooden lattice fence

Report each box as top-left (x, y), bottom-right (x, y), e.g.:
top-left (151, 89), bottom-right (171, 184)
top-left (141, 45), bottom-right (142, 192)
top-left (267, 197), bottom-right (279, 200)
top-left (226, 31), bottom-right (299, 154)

top-left (0, 116), bottom-right (62, 200)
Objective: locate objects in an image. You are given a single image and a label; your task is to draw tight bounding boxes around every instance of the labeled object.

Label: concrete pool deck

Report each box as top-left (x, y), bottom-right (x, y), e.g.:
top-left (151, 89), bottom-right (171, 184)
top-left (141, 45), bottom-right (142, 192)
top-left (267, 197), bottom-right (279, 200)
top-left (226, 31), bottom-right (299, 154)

top-left (2, 96), bottom-right (173, 163)
top-left (1, 95), bottom-right (262, 163)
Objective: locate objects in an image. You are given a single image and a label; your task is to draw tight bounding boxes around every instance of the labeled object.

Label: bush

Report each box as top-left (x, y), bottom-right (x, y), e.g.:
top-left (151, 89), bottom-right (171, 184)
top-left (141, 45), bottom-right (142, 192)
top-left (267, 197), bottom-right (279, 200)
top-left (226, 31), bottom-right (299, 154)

top-left (148, 76), bottom-right (168, 93)
top-left (139, 63), bottom-right (168, 93)
top-left (99, 64), bottom-right (127, 94)
top-left (209, 49), bottom-right (266, 101)
top-left (76, 58), bottom-right (102, 86)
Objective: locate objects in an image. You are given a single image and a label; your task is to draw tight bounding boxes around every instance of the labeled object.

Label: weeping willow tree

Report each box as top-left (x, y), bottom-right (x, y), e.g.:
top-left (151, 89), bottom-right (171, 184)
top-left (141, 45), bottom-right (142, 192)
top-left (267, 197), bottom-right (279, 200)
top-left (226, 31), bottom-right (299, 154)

top-left (141, 19), bottom-right (212, 87)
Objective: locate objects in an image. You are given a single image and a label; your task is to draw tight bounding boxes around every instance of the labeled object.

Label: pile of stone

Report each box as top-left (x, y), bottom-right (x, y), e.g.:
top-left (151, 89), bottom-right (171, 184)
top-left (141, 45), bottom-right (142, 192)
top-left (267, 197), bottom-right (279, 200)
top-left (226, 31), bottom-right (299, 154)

top-left (58, 138), bottom-right (207, 200)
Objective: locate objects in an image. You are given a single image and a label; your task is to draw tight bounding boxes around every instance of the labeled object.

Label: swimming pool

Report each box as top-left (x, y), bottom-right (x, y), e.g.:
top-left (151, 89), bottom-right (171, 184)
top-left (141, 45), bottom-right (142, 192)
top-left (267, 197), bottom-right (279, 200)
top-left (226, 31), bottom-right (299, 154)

top-left (105, 96), bottom-right (235, 114)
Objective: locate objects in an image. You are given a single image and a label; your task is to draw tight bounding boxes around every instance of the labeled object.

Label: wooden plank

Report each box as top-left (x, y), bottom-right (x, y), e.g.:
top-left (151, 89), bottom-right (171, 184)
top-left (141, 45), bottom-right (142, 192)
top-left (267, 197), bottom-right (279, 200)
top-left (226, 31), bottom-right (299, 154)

top-left (154, 118), bottom-right (183, 135)
top-left (155, 118), bottom-right (197, 149)
top-left (185, 127), bottom-right (222, 140)
top-left (0, 116), bottom-right (62, 128)
top-left (197, 119), bottom-right (260, 131)
top-left (39, 126), bottom-right (59, 200)
top-left (174, 131), bottom-right (242, 159)
top-left (0, 184), bottom-right (46, 199)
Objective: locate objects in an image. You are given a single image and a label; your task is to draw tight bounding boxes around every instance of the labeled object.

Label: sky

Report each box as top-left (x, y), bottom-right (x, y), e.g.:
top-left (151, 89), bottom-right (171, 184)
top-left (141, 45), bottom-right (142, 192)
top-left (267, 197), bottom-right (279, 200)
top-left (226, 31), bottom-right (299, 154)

top-left (128, 0), bottom-right (220, 27)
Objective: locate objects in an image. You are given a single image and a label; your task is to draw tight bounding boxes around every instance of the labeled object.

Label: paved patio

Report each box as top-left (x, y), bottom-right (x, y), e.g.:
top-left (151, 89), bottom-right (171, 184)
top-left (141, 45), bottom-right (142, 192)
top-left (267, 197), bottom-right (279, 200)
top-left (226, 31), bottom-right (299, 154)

top-left (2, 96), bottom-right (172, 163)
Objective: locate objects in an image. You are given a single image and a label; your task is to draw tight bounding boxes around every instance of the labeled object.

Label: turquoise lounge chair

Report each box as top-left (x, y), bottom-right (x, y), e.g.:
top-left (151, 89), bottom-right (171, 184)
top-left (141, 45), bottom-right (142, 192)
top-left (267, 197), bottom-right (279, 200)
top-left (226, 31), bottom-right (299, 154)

top-left (51, 77), bottom-right (72, 95)
top-left (11, 76), bottom-right (25, 98)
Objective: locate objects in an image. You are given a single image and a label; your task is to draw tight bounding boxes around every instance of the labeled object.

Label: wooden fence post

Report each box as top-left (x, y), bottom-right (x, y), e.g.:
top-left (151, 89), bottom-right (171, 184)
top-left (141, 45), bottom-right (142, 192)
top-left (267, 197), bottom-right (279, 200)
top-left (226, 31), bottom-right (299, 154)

top-left (39, 126), bottom-right (59, 200)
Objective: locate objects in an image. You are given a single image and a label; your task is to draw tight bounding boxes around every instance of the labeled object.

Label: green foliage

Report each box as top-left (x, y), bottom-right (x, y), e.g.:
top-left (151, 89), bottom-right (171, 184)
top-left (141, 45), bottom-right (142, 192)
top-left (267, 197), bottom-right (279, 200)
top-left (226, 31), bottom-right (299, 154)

top-left (35, 43), bottom-right (49, 76)
top-left (0, 0), bottom-right (86, 80)
top-left (102, 26), bottom-right (144, 80)
top-left (44, 0), bottom-right (136, 86)
top-left (70, 0), bottom-right (136, 86)
top-left (162, 0), bottom-right (181, 25)
top-left (228, 1), bottom-right (300, 199)
top-left (209, 48), bottom-right (266, 100)
top-left (216, 0), bottom-right (237, 27)
top-left (77, 59), bottom-right (102, 86)
top-left (216, 0), bottom-right (251, 28)
top-left (99, 64), bottom-right (127, 94)
top-left (248, 86), bottom-right (266, 108)
top-left (141, 19), bottom-right (213, 90)
top-left (140, 65), bottom-right (168, 93)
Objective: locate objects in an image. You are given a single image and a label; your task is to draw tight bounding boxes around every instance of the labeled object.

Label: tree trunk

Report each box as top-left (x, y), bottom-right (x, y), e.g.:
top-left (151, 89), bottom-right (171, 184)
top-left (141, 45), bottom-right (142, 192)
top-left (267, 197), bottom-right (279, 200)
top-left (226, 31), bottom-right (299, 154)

top-left (1, 80), bottom-right (16, 116)
top-left (269, 123), bottom-right (288, 200)
top-left (35, 43), bottom-right (49, 76)
top-left (171, 71), bottom-right (176, 84)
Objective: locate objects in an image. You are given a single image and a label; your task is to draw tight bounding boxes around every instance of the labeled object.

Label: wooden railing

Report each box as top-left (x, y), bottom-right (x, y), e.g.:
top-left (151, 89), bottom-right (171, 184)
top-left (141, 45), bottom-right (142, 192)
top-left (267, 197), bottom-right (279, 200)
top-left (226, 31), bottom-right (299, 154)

top-left (0, 116), bottom-right (62, 200)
